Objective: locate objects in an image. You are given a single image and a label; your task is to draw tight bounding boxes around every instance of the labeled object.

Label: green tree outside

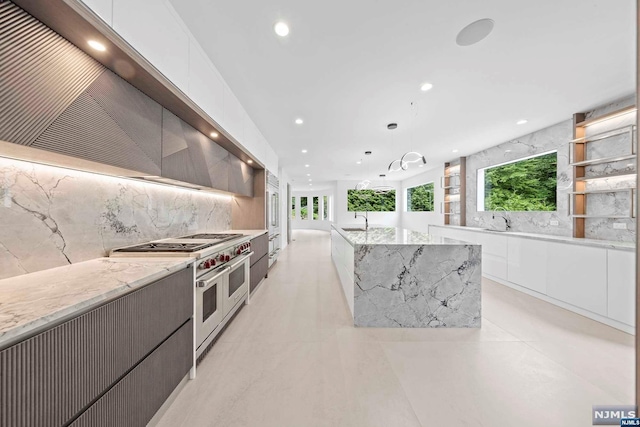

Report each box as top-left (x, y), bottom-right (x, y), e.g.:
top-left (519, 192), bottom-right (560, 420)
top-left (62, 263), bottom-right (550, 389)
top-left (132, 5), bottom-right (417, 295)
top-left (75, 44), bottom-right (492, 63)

top-left (484, 152), bottom-right (557, 211)
top-left (347, 189), bottom-right (396, 212)
top-left (407, 183), bottom-right (434, 212)
top-left (300, 197), bottom-right (308, 219)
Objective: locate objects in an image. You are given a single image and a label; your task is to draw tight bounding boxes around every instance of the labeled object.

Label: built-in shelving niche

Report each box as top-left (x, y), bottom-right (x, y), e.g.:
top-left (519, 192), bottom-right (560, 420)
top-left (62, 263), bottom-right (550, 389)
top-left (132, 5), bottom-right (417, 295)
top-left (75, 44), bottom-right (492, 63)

top-left (442, 158), bottom-right (466, 226)
top-left (570, 106), bottom-right (637, 238)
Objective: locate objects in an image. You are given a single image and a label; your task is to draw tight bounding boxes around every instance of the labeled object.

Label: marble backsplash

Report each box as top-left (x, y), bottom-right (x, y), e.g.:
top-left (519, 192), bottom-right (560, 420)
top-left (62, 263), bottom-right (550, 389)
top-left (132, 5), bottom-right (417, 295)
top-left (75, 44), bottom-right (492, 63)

top-left (465, 95), bottom-right (636, 242)
top-left (465, 120), bottom-right (573, 237)
top-left (0, 157), bottom-right (232, 279)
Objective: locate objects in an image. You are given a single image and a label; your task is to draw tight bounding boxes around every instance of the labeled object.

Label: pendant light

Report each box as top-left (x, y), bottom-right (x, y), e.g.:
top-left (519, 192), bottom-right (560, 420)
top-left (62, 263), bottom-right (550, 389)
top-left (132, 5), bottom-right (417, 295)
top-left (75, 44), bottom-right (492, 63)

top-left (387, 102), bottom-right (427, 172)
top-left (371, 174), bottom-right (394, 194)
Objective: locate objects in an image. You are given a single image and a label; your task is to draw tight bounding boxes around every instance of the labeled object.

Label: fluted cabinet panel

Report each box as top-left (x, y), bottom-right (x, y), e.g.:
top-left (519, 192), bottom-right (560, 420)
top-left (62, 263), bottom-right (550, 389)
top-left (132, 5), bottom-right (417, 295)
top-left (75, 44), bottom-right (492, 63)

top-left (0, 1), bottom-right (104, 146)
top-left (228, 153), bottom-right (254, 197)
top-left (0, 268), bottom-right (192, 427)
top-left (69, 320), bottom-right (192, 427)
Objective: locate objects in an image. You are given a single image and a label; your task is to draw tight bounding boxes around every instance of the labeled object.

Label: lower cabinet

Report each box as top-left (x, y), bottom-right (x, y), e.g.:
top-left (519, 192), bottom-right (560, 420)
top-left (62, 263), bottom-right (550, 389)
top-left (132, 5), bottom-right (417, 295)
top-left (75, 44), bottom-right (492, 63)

top-left (0, 267), bottom-right (194, 427)
top-left (608, 250), bottom-right (636, 325)
top-left (331, 229), bottom-right (355, 316)
top-left (507, 237), bottom-right (548, 294)
top-left (250, 233), bottom-right (269, 293)
top-left (70, 319), bottom-right (192, 427)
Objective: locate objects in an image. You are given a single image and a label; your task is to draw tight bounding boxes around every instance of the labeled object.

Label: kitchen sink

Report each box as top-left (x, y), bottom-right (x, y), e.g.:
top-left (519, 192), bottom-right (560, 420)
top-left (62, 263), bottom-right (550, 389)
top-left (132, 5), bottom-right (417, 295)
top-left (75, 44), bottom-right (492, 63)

top-left (342, 227), bottom-right (366, 232)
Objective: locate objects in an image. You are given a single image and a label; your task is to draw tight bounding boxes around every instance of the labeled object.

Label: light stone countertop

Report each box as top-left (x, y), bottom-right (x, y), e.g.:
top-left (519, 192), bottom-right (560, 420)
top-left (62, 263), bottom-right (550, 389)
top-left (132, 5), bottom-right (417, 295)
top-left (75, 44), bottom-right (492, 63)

top-left (429, 224), bottom-right (635, 252)
top-left (229, 229), bottom-right (268, 239)
top-left (0, 257), bottom-right (194, 349)
top-left (332, 224), bottom-right (472, 247)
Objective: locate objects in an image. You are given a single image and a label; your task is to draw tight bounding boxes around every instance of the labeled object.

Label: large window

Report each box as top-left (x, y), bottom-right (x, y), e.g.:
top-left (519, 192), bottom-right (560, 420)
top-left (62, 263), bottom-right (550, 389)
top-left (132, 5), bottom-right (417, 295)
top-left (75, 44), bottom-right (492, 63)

top-left (478, 151), bottom-right (557, 211)
top-left (406, 182), bottom-right (434, 212)
top-left (291, 197), bottom-right (296, 219)
top-left (323, 196), bottom-right (328, 220)
top-left (300, 197), bottom-right (308, 219)
top-left (347, 189), bottom-right (396, 212)
top-left (313, 197), bottom-right (319, 219)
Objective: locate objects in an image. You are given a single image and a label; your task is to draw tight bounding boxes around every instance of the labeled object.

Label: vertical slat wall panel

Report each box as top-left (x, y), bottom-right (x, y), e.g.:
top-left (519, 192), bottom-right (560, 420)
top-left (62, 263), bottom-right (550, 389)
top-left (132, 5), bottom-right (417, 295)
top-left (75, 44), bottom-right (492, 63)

top-left (0, 267), bottom-right (192, 427)
top-left (70, 320), bottom-right (193, 427)
top-left (0, 1), bottom-right (104, 146)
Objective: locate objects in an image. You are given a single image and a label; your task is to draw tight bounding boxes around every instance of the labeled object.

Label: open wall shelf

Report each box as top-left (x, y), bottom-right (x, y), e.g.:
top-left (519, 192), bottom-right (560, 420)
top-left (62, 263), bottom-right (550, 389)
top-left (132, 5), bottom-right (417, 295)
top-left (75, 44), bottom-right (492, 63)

top-left (571, 107), bottom-right (637, 237)
top-left (442, 159), bottom-right (466, 226)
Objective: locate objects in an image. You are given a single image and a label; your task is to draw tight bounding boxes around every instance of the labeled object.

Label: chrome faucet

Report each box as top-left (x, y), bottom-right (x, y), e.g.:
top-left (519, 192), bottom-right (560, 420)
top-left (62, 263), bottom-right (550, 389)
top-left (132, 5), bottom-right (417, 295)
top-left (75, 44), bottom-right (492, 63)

top-left (354, 211), bottom-right (369, 231)
top-left (492, 207), bottom-right (511, 231)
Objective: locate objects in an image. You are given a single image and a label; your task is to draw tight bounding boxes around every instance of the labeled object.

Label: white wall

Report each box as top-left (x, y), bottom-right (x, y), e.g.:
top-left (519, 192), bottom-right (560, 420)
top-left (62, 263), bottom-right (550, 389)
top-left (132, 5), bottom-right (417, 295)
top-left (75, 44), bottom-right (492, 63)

top-left (334, 180), bottom-right (402, 228)
top-left (400, 166), bottom-right (445, 233)
top-left (292, 186), bottom-right (335, 231)
top-left (81, 0), bottom-right (278, 174)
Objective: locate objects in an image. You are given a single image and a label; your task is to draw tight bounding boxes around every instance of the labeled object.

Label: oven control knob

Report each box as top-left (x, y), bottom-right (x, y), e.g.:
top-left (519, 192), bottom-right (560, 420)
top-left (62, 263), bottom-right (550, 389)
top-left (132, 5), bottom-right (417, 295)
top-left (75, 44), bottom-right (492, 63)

top-left (237, 248), bottom-right (242, 254)
top-left (225, 255), bottom-right (230, 262)
top-left (210, 259), bottom-right (216, 266)
top-left (202, 261), bottom-right (209, 269)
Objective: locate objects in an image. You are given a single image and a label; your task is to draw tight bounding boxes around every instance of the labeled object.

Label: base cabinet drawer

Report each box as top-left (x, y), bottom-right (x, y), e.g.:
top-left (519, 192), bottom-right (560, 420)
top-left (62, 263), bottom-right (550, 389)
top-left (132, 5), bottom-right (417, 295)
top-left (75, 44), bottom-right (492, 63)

top-left (250, 254), bottom-right (268, 293)
top-left (0, 267), bottom-right (193, 427)
top-left (250, 233), bottom-right (269, 265)
top-left (70, 319), bottom-right (193, 427)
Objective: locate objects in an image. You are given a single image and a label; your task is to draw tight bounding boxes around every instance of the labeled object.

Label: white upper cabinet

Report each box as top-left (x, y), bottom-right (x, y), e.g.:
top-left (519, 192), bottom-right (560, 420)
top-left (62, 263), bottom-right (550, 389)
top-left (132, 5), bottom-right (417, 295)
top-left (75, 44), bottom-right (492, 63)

top-left (187, 41), bottom-right (224, 124)
top-left (112, 0), bottom-right (189, 93)
top-left (81, 0), bottom-right (113, 26)
top-left (222, 85), bottom-right (246, 144)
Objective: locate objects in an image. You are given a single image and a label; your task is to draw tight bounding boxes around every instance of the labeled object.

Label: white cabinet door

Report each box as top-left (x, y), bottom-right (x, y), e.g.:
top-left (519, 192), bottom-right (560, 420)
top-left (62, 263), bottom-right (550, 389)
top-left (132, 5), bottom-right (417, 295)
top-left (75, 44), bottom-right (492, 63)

top-left (507, 237), bottom-right (548, 294)
top-left (82, 0), bottom-right (113, 25)
top-left (188, 41), bottom-right (224, 123)
top-left (222, 85), bottom-right (245, 144)
top-left (113, 0), bottom-right (189, 92)
top-left (546, 242), bottom-right (607, 316)
top-left (607, 250), bottom-right (636, 326)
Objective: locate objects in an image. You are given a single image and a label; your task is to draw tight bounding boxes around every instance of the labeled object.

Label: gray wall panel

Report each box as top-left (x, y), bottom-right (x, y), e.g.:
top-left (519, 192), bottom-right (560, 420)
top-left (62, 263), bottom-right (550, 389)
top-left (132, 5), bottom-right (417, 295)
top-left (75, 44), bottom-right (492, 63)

top-left (228, 153), bottom-right (254, 197)
top-left (0, 1), bottom-right (104, 146)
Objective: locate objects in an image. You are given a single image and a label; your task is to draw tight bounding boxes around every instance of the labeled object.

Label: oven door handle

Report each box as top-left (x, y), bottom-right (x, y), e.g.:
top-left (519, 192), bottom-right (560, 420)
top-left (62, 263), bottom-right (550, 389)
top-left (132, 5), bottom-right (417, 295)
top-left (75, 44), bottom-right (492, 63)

top-left (228, 252), bottom-right (254, 269)
top-left (196, 267), bottom-right (230, 289)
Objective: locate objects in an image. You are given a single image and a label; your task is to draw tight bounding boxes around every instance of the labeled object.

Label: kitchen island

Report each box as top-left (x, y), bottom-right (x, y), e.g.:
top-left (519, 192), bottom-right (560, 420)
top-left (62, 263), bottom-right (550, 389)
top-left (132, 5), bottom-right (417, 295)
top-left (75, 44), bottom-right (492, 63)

top-left (331, 224), bottom-right (481, 328)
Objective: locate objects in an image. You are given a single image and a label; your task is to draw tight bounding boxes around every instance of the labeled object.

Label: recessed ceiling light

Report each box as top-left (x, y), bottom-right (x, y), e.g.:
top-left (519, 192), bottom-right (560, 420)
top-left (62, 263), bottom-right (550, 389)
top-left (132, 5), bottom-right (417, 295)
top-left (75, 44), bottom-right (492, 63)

top-left (308, 179), bottom-right (312, 182)
top-left (452, 149), bottom-right (459, 153)
top-left (274, 22), bottom-right (290, 37)
top-left (210, 132), bottom-right (219, 138)
top-left (505, 149), bottom-right (512, 153)
top-left (516, 119), bottom-right (528, 125)
top-left (356, 160), bottom-right (362, 165)
top-left (88, 40), bottom-right (106, 51)
top-left (301, 149), bottom-right (308, 153)
top-left (387, 123), bottom-right (398, 130)
top-left (418, 164), bottom-right (424, 168)
top-left (295, 118), bottom-right (304, 125)
top-left (305, 164), bottom-right (310, 168)
top-left (420, 83), bottom-right (433, 92)
top-left (456, 18), bottom-right (495, 47)
top-left (306, 173), bottom-right (311, 176)
top-left (247, 160), bottom-right (253, 164)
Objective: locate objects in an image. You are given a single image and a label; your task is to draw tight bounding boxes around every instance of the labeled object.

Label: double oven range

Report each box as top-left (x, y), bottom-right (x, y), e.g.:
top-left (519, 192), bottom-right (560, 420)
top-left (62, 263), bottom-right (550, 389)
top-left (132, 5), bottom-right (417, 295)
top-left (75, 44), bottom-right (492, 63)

top-left (110, 233), bottom-right (253, 359)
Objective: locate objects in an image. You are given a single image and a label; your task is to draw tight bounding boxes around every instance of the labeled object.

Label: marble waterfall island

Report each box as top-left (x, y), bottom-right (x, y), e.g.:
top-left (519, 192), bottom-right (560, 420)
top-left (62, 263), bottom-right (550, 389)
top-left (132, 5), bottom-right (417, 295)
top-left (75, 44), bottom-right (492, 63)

top-left (331, 225), bottom-right (481, 328)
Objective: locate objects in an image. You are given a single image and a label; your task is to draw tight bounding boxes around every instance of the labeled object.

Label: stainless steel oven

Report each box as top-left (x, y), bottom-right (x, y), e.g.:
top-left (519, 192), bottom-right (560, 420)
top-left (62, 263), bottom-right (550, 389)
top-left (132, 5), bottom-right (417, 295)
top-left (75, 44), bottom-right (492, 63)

top-left (223, 252), bottom-right (252, 317)
top-left (196, 266), bottom-right (228, 350)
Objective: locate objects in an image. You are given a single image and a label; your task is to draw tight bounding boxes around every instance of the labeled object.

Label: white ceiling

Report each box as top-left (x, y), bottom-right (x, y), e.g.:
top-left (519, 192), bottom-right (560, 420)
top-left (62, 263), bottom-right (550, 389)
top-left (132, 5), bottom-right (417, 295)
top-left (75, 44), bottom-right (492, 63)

top-left (170, 0), bottom-right (635, 190)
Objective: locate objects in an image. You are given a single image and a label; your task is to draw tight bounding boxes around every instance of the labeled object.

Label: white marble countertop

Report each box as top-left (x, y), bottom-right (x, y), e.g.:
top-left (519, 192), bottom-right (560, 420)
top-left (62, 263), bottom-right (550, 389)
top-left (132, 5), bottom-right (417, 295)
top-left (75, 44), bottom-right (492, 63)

top-left (0, 257), bottom-right (194, 349)
top-left (332, 224), bottom-right (474, 247)
top-left (429, 225), bottom-right (635, 252)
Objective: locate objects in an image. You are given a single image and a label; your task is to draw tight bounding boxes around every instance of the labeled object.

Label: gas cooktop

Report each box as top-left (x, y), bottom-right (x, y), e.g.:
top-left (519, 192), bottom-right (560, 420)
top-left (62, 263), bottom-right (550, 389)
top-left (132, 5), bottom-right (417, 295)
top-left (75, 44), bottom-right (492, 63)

top-left (112, 242), bottom-right (218, 253)
top-left (181, 233), bottom-right (242, 242)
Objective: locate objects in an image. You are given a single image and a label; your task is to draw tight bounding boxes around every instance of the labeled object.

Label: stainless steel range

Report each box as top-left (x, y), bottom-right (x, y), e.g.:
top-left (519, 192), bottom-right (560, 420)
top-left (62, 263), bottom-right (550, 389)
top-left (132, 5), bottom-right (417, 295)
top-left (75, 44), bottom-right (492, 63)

top-left (110, 232), bottom-right (253, 359)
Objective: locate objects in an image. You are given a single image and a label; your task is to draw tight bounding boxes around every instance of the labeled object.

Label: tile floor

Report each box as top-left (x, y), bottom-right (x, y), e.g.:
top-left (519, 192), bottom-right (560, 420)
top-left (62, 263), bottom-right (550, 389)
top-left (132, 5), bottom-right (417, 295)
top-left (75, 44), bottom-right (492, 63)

top-left (155, 230), bottom-right (635, 427)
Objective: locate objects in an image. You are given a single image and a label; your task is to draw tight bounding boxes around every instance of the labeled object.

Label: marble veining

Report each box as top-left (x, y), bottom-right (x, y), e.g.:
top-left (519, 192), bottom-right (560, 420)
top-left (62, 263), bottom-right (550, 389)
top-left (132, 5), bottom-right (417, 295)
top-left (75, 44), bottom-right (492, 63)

top-left (0, 257), bottom-right (194, 348)
top-left (0, 156), bottom-right (231, 279)
top-left (464, 95), bottom-right (636, 242)
top-left (354, 243), bottom-right (481, 328)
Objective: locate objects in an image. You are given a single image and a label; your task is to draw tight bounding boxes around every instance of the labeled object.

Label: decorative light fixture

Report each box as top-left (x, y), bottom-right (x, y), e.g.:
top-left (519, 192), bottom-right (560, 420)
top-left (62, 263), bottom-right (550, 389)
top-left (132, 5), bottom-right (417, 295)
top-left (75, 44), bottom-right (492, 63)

top-left (456, 19), bottom-right (495, 47)
top-left (387, 103), bottom-right (427, 172)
